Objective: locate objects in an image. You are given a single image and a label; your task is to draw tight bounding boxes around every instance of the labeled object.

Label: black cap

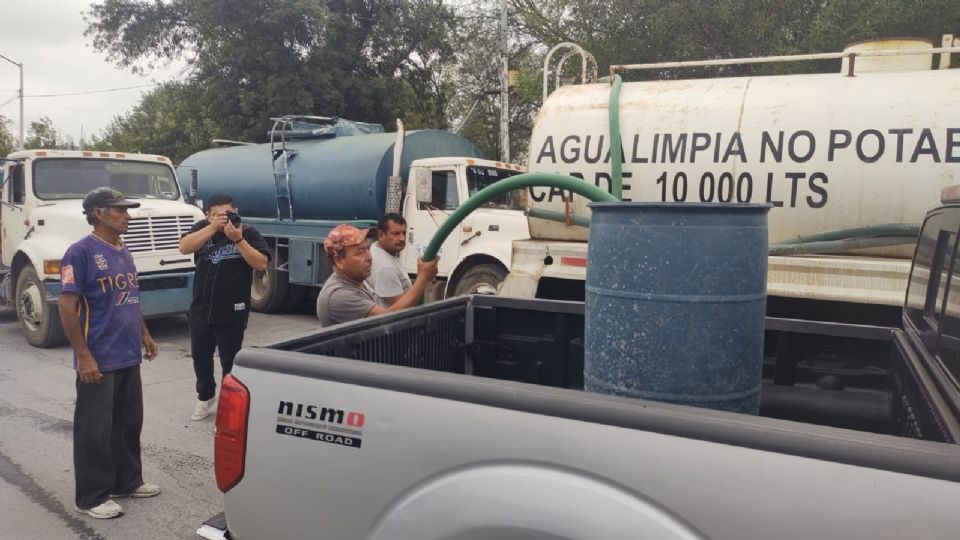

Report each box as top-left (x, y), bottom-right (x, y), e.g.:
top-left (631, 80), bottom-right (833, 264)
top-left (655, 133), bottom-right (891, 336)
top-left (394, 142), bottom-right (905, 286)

top-left (82, 187), bottom-right (141, 214)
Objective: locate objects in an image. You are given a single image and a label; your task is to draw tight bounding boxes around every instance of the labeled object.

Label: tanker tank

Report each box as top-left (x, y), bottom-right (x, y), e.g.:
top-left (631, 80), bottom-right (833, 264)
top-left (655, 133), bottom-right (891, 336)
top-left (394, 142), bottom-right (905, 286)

top-left (526, 64), bottom-right (960, 249)
top-left (180, 129), bottom-right (481, 221)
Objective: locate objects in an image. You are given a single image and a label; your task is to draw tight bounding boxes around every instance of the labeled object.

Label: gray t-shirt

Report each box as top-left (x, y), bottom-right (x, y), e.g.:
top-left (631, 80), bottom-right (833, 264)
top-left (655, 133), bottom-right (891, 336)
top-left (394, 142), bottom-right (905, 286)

top-left (369, 242), bottom-right (412, 298)
top-left (316, 272), bottom-right (385, 327)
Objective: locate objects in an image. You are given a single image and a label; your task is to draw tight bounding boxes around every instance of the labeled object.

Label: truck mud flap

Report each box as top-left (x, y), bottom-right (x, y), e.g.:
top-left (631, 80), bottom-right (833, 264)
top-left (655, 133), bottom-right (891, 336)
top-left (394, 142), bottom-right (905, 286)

top-left (196, 512), bottom-right (230, 540)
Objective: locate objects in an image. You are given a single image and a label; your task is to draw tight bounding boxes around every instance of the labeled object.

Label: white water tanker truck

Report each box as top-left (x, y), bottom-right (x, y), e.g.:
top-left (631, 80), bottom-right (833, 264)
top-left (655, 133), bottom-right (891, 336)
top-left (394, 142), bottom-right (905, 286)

top-left (502, 37), bottom-right (960, 325)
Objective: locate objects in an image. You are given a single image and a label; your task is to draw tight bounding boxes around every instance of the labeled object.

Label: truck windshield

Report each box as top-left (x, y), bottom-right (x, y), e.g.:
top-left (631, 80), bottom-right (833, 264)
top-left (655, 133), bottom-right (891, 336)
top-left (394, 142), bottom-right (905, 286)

top-left (33, 159), bottom-right (181, 201)
top-left (466, 165), bottom-right (524, 210)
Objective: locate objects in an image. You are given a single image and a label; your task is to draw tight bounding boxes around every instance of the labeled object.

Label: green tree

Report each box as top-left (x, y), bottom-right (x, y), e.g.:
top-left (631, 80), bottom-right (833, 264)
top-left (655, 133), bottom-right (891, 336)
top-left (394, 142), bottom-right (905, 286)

top-left (91, 82), bottom-right (219, 163)
top-left (809, 0), bottom-right (960, 54)
top-left (0, 115), bottom-right (15, 156)
top-left (25, 116), bottom-right (60, 149)
top-left (445, 2), bottom-right (543, 162)
top-left (512, 0), bottom-right (960, 78)
top-left (85, 0), bottom-right (458, 149)
top-left (451, 0), bottom-right (960, 160)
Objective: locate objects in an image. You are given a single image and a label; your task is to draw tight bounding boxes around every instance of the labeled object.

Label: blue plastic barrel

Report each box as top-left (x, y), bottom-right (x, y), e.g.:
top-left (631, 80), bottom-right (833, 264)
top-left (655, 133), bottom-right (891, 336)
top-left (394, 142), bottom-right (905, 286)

top-left (584, 203), bottom-right (770, 414)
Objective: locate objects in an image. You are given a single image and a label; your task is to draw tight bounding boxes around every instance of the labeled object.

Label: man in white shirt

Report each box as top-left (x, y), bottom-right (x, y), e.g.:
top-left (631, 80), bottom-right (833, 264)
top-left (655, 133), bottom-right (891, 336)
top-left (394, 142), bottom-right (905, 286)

top-left (368, 213), bottom-right (413, 305)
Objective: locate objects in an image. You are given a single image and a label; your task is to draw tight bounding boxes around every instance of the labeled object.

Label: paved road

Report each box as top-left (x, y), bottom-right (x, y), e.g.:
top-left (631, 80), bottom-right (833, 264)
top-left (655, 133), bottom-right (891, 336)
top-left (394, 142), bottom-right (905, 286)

top-left (0, 307), bottom-right (321, 540)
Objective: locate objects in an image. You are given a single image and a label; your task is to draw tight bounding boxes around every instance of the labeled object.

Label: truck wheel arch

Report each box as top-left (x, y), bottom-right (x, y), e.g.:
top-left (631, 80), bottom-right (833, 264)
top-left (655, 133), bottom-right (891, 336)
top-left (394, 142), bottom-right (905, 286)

top-left (367, 463), bottom-right (705, 540)
top-left (13, 258), bottom-right (66, 348)
top-left (445, 255), bottom-right (509, 298)
top-left (11, 248), bottom-right (44, 295)
top-left (11, 251), bottom-right (30, 285)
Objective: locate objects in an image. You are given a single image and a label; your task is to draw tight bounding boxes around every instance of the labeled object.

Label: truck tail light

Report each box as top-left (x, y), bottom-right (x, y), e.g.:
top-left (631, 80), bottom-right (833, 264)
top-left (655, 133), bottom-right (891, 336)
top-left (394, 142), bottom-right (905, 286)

top-left (215, 374), bottom-right (249, 492)
top-left (560, 256), bottom-right (587, 267)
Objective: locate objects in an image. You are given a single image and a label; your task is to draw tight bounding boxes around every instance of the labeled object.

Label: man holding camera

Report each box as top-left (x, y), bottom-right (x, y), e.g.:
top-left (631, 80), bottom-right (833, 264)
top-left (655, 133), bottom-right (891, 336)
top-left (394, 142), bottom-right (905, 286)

top-left (179, 194), bottom-right (269, 421)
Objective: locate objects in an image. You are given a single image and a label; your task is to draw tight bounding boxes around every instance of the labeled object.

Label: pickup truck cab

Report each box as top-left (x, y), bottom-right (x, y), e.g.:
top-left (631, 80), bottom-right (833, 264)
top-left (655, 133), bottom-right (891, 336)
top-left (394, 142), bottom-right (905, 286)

top-left (203, 193), bottom-right (960, 539)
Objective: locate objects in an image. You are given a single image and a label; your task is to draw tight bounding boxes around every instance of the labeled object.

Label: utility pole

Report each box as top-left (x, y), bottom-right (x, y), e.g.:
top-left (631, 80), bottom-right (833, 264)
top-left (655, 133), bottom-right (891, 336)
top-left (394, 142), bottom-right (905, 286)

top-left (499, 0), bottom-right (510, 163)
top-left (0, 52), bottom-right (23, 150)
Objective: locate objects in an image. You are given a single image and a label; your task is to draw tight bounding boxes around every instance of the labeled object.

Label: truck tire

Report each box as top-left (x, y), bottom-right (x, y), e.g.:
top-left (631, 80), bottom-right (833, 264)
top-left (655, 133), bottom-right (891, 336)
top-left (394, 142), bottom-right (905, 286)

top-left (16, 264), bottom-right (66, 348)
top-left (423, 279), bottom-right (447, 304)
top-left (251, 250), bottom-right (289, 313)
top-left (450, 263), bottom-right (508, 297)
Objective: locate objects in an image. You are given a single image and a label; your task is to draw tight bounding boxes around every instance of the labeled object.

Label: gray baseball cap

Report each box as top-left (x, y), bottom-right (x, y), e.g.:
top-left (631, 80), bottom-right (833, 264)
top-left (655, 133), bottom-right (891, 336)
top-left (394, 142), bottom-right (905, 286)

top-left (82, 187), bottom-right (141, 214)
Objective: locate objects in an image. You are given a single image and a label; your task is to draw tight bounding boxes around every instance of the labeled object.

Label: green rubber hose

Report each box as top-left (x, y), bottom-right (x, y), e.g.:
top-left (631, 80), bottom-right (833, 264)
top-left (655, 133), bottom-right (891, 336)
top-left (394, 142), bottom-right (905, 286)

top-left (422, 172), bottom-right (618, 262)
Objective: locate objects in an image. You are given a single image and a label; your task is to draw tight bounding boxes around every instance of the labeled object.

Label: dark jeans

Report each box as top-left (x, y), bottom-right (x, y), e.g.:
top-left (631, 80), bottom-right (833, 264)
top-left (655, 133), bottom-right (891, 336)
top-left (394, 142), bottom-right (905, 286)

top-left (191, 318), bottom-right (247, 401)
top-left (74, 365), bottom-right (144, 509)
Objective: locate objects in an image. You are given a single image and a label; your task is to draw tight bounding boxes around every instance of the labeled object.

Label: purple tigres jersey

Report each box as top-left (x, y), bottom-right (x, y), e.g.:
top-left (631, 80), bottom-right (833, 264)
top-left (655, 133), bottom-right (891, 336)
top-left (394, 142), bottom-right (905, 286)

top-left (60, 234), bottom-right (143, 372)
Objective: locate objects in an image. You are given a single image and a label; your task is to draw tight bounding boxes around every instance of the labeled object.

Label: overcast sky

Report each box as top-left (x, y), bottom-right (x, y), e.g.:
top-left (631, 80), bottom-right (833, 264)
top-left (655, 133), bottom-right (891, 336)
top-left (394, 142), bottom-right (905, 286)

top-left (0, 0), bottom-right (184, 146)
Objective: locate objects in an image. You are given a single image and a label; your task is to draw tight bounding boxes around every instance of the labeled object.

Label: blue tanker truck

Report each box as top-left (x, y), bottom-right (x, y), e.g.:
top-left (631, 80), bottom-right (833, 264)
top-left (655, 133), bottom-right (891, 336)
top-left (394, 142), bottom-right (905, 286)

top-left (178, 116), bottom-right (530, 312)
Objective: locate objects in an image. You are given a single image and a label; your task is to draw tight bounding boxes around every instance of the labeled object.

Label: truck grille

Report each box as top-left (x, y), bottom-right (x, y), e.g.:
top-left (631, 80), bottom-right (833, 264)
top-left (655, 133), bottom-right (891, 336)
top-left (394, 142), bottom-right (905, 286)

top-left (123, 216), bottom-right (196, 253)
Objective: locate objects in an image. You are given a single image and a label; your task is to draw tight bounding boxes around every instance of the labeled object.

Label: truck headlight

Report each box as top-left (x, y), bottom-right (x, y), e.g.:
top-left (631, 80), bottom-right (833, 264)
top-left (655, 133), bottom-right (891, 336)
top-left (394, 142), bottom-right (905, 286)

top-left (43, 259), bottom-right (61, 275)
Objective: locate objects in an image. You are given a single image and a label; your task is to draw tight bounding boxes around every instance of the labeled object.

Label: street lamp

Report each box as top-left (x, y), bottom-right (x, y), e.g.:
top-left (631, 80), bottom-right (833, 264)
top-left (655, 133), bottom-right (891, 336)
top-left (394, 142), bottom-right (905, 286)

top-left (499, 0), bottom-right (509, 163)
top-left (0, 52), bottom-right (23, 150)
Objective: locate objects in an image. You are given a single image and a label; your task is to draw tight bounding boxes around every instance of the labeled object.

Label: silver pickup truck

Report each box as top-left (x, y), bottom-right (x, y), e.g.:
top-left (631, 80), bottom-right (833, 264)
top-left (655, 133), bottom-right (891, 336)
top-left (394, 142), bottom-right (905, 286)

top-left (203, 201), bottom-right (960, 540)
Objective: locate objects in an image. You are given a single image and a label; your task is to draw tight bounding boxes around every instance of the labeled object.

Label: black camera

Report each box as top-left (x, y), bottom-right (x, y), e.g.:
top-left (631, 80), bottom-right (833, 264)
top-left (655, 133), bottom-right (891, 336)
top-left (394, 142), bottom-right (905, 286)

top-left (226, 211), bottom-right (242, 226)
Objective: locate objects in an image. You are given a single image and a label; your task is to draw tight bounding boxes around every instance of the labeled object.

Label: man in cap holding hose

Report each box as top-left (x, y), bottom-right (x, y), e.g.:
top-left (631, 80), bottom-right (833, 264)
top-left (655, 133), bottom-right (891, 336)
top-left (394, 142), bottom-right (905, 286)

top-left (315, 224), bottom-right (438, 326)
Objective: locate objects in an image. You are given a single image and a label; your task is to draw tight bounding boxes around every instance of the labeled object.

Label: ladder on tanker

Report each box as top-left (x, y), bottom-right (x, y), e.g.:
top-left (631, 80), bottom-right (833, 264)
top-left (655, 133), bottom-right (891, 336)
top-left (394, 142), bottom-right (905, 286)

top-left (269, 115), bottom-right (336, 221)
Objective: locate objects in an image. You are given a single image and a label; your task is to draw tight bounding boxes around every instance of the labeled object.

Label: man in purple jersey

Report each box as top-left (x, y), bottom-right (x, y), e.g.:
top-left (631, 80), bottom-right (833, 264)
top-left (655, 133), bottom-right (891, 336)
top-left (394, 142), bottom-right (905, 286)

top-left (58, 187), bottom-right (161, 520)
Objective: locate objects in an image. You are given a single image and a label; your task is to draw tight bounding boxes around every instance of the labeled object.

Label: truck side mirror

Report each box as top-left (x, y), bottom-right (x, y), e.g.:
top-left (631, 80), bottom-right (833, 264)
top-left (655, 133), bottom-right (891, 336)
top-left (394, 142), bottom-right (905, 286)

top-left (415, 169), bottom-right (432, 205)
top-left (190, 169), bottom-right (199, 199)
top-left (10, 164), bottom-right (24, 205)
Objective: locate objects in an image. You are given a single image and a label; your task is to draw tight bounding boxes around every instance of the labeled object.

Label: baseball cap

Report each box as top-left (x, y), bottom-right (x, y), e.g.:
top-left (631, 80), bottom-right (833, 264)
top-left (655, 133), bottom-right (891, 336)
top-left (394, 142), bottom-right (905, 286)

top-left (323, 224), bottom-right (375, 257)
top-left (82, 187), bottom-right (141, 214)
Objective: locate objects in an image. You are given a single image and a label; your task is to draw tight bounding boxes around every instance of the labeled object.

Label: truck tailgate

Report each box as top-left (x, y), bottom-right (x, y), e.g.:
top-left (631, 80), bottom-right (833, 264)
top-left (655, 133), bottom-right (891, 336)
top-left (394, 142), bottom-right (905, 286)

top-left (223, 351), bottom-right (960, 540)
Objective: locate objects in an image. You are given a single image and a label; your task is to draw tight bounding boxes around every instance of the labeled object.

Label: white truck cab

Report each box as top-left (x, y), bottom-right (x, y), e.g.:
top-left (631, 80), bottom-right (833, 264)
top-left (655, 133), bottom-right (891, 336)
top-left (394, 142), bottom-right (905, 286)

top-left (0, 149), bottom-right (204, 347)
top-left (401, 157), bottom-right (529, 298)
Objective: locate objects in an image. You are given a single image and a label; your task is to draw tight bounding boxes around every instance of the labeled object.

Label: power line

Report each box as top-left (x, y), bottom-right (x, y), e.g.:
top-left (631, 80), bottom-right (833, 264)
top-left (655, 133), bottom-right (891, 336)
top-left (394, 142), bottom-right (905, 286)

top-left (25, 83), bottom-right (163, 98)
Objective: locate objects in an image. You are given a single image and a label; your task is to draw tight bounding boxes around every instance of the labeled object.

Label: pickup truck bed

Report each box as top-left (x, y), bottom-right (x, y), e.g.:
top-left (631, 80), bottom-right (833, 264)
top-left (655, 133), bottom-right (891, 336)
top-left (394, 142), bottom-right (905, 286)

top-left (220, 295), bottom-right (960, 540)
